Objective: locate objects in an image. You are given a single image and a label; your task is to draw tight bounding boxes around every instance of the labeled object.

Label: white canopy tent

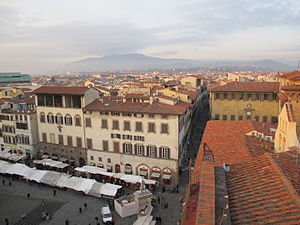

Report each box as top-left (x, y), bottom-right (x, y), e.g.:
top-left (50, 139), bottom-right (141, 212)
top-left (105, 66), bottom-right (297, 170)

top-left (40, 171), bottom-right (62, 186)
top-left (100, 183), bottom-right (122, 197)
top-left (5, 163), bottom-right (34, 176)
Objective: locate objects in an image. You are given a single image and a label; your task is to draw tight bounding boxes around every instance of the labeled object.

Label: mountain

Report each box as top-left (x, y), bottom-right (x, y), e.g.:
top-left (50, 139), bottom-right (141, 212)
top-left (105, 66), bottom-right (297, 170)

top-left (65, 53), bottom-right (293, 72)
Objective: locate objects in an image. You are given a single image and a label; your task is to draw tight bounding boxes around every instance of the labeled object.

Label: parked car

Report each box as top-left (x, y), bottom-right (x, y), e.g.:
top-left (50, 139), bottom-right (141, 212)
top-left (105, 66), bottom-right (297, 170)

top-left (101, 205), bottom-right (113, 224)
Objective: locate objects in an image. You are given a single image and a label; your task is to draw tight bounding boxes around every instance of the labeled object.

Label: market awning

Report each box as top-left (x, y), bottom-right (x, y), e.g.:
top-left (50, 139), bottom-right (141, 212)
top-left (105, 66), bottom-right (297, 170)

top-left (59, 157), bottom-right (68, 162)
top-left (151, 172), bottom-right (160, 178)
top-left (41, 154), bottom-right (49, 159)
top-left (162, 174), bottom-right (171, 180)
top-left (51, 156), bottom-right (58, 160)
top-left (139, 170), bottom-right (148, 176)
top-left (124, 167), bottom-right (132, 173)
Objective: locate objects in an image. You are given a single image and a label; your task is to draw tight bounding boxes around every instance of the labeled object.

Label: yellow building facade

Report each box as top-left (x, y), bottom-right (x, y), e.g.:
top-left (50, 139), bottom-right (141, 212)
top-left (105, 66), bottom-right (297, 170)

top-left (209, 82), bottom-right (280, 124)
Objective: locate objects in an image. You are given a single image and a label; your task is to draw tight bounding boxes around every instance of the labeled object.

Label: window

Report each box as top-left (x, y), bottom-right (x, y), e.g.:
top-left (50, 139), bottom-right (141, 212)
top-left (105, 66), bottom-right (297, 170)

top-left (47, 113), bottom-right (54, 124)
top-left (103, 140), bottom-right (109, 151)
top-left (107, 158), bottom-right (111, 163)
top-left (161, 123), bottom-right (169, 134)
top-left (111, 133), bottom-right (121, 139)
top-left (230, 115), bottom-right (235, 121)
top-left (239, 94), bottom-right (244, 100)
top-left (223, 93), bottom-right (228, 99)
top-left (113, 142), bottom-right (120, 153)
top-left (122, 135), bottom-right (132, 140)
top-left (246, 115), bottom-right (251, 120)
top-left (271, 117), bottom-right (278, 124)
top-left (255, 116), bottom-right (259, 121)
top-left (67, 136), bottom-right (73, 146)
top-left (42, 133), bottom-right (47, 142)
top-left (247, 93), bottom-right (252, 100)
top-left (161, 115), bottom-right (168, 119)
top-left (55, 114), bottom-right (63, 125)
top-left (135, 144), bottom-right (144, 155)
top-left (263, 116), bottom-right (268, 123)
top-left (38, 95), bottom-right (45, 106)
top-left (98, 157), bottom-right (102, 161)
top-left (148, 146), bottom-right (157, 157)
top-left (135, 122), bottom-right (143, 132)
top-left (123, 121), bottom-right (131, 131)
top-left (238, 115), bottom-right (243, 120)
top-left (215, 93), bottom-right (220, 99)
top-left (75, 115), bottom-right (81, 126)
top-left (40, 113), bottom-right (46, 123)
top-left (148, 123), bottom-right (156, 133)
top-left (87, 138), bottom-right (93, 148)
top-left (123, 113), bottom-right (132, 117)
top-left (255, 94), bottom-right (260, 100)
top-left (24, 115), bottom-right (27, 121)
top-left (50, 133), bottom-right (55, 143)
top-left (86, 118), bottom-right (92, 127)
top-left (134, 136), bottom-right (145, 141)
top-left (272, 93), bottom-right (277, 100)
top-left (222, 115), bottom-right (227, 121)
top-left (90, 156), bottom-right (94, 160)
top-left (111, 112), bottom-right (120, 116)
top-left (58, 135), bottom-right (64, 145)
top-left (112, 120), bottom-right (119, 130)
top-left (65, 114), bottom-right (72, 125)
top-left (161, 147), bottom-right (170, 159)
top-left (148, 114), bottom-right (154, 118)
top-left (54, 95), bottom-right (62, 107)
top-left (123, 143), bottom-right (132, 154)
top-left (264, 94), bottom-right (269, 101)
top-left (20, 115), bottom-right (23, 120)
top-left (76, 137), bottom-right (82, 147)
top-left (101, 119), bottom-right (108, 129)
top-left (215, 114), bottom-right (220, 120)
top-left (231, 93), bottom-right (235, 100)
top-left (100, 112), bottom-right (109, 115)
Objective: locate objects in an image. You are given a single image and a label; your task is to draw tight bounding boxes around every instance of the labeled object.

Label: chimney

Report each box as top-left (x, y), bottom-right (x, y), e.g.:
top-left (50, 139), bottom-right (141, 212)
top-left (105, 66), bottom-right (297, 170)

top-left (150, 96), bottom-right (155, 104)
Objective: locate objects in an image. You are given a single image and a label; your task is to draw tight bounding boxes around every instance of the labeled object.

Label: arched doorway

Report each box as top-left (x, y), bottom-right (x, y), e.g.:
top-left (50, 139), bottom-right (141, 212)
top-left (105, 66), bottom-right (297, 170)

top-left (137, 165), bottom-right (149, 178)
top-left (115, 164), bottom-right (121, 173)
top-left (79, 157), bottom-right (86, 167)
top-left (124, 163), bottom-right (132, 174)
top-left (162, 168), bottom-right (172, 185)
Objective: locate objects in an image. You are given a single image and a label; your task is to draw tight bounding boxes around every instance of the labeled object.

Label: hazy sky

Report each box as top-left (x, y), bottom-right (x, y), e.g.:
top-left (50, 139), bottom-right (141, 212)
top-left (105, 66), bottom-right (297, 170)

top-left (0, 0), bottom-right (300, 73)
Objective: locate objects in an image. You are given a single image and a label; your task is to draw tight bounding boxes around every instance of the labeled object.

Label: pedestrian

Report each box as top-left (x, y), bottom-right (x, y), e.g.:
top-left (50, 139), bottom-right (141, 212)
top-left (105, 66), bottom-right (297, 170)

top-left (157, 196), bottom-right (160, 204)
top-left (164, 201), bottom-right (168, 209)
top-left (9, 181), bottom-right (11, 186)
top-left (5, 218), bottom-right (9, 225)
top-left (162, 186), bottom-right (165, 193)
top-left (65, 219), bottom-right (69, 225)
top-left (84, 203), bottom-right (87, 208)
top-left (53, 189), bottom-right (56, 196)
top-left (27, 193), bottom-right (30, 198)
top-left (79, 207), bottom-right (82, 213)
top-left (2, 179), bottom-right (5, 186)
top-left (95, 216), bottom-right (98, 221)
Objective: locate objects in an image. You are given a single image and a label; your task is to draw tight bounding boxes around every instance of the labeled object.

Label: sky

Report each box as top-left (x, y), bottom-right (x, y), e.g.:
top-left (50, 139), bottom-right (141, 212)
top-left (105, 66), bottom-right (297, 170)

top-left (0, 0), bottom-right (300, 73)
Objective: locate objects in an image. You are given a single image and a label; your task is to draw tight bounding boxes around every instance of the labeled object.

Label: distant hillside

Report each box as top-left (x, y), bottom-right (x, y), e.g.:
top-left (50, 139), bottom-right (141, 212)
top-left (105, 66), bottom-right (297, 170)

top-left (65, 53), bottom-right (293, 72)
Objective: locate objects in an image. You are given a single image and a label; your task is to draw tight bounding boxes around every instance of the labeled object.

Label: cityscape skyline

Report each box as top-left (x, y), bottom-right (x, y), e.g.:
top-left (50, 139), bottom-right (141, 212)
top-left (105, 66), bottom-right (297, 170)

top-left (0, 0), bottom-right (300, 73)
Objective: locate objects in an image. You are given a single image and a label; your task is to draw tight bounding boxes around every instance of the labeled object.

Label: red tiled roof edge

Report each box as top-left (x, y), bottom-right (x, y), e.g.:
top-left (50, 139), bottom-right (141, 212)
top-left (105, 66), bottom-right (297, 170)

top-left (266, 153), bottom-right (300, 206)
top-left (286, 103), bottom-right (296, 122)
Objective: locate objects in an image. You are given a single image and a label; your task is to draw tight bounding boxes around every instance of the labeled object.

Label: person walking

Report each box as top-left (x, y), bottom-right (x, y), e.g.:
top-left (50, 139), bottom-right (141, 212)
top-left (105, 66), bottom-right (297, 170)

top-left (84, 203), bottom-right (87, 208)
top-left (65, 219), bottom-right (69, 225)
top-left (157, 196), bottom-right (160, 204)
top-left (27, 193), bottom-right (30, 198)
top-left (162, 186), bottom-right (165, 193)
top-left (2, 179), bottom-right (5, 186)
top-left (53, 189), bottom-right (56, 196)
top-left (79, 207), bottom-right (82, 213)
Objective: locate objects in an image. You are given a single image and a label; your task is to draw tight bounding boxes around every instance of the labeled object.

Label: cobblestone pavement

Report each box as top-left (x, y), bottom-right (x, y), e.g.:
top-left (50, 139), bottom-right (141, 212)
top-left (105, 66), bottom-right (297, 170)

top-left (0, 175), bottom-right (136, 225)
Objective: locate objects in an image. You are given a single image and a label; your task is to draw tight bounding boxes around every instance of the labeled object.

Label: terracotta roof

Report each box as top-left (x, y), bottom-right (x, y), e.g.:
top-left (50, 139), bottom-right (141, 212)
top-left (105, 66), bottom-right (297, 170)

top-left (286, 103), bottom-right (296, 122)
top-left (157, 95), bottom-right (177, 101)
top-left (124, 93), bottom-right (144, 98)
top-left (226, 153), bottom-right (300, 224)
top-left (271, 149), bottom-right (300, 195)
top-left (281, 70), bottom-right (300, 80)
top-left (85, 98), bottom-right (191, 115)
top-left (33, 86), bottom-right (92, 95)
top-left (278, 91), bottom-right (289, 103)
top-left (208, 81), bottom-right (279, 93)
top-left (199, 120), bottom-right (276, 166)
top-left (281, 84), bottom-right (300, 91)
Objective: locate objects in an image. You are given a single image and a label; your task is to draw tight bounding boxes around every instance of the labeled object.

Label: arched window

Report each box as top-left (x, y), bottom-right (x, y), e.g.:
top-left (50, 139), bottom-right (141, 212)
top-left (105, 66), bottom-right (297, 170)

top-left (47, 113), bottom-right (54, 124)
top-left (55, 113), bottom-right (63, 125)
top-left (65, 114), bottom-right (72, 126)
top-left (40, 112), bottom-right (45, 123)
top-left (74, 115), bottom-right (81, 127)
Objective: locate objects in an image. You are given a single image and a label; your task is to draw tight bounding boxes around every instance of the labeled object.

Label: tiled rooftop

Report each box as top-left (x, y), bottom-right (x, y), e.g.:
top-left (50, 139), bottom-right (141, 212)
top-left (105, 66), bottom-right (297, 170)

top-left (281, 70), bottom-right (300, 80)
top-left (226, 153), bottom-right (300, 224)
top-left (208, 81), bottom-right (279, 93)
top-left (33, 86), bottom-right (92, 95)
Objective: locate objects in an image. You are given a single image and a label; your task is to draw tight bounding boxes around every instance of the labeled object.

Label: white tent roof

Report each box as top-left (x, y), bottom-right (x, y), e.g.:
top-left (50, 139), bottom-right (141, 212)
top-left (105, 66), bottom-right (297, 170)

top-left (75, 165), bottom-right (106, 174)
top-left (40, 171), bottom-right (62, 186)
top-left (100, 183), bottom-right (122, 197)
top-left (5, 163), bottom-right (33, 176)
top-left (37, 159), bottom-right (68, 169)
top-left (119, 174), bottom-right (143, 183)
top-left (77, 178), bottom-right (97, 194)
top-left (24, 169), bottom-right (48, 183)
top-left (88, 182), bottom-right (104, 198)
top-left (56, 174), bottom-right (72, 188)
top-left (0, 160), bottom-right (12, 173)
